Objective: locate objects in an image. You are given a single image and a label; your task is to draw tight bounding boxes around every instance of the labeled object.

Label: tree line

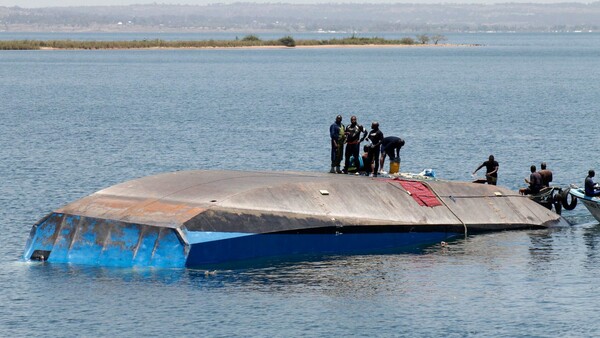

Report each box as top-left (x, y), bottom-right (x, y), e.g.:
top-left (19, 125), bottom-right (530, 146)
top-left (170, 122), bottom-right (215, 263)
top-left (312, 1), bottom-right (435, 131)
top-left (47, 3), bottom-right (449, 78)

top-left (0, 35), bottom-right (450, 50)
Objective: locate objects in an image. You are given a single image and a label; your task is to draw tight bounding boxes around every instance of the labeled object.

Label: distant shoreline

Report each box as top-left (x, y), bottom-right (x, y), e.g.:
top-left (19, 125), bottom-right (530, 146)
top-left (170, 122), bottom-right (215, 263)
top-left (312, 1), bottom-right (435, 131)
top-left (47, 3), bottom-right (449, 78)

top-left (0, 36), bottom-right (477, 50)
top-left (34, 43), bottom-right (473, 51)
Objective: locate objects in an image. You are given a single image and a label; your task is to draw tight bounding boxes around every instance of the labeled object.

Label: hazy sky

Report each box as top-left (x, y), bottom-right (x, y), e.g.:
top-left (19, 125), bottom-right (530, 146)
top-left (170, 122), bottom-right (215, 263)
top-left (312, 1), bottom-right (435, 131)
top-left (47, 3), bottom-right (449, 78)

top-left (0, 0), bottom-right (593, 7)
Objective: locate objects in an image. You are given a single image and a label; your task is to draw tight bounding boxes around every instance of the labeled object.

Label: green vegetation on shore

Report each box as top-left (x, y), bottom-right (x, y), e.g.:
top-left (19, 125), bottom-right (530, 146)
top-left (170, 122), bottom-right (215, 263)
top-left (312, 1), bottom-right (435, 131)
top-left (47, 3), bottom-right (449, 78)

top-left (0, 35), bottom-right (449, 50)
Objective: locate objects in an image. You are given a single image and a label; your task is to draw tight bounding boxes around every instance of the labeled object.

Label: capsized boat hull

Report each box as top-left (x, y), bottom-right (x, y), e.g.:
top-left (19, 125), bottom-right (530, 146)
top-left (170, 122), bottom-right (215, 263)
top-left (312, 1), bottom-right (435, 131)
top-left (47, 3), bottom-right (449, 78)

top-left (24, 170), bottom-right (568, 268)
top-left (569, 188), bottom-right (600, 222)
top-left (24, 212), bottom-right (458, 268)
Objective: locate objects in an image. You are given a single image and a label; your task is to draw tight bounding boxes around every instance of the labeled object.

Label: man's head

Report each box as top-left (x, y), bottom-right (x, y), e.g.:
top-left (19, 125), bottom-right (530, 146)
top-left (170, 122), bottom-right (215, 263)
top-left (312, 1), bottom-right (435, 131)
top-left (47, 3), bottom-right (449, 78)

top-left (350, 115), bottom-right (357, 124)
top-left (489, 155), bottom-right (495, 162)
top-left (336, 115), bottom-right (342, 123)
top-left (371, 121), bottom-right (379, 130)
top-left (530, 165), bottom-right (537, 173)
top-left (541, 162), bottom-right (547, 170)
top-left (589, 170), bottom-right (595, 178)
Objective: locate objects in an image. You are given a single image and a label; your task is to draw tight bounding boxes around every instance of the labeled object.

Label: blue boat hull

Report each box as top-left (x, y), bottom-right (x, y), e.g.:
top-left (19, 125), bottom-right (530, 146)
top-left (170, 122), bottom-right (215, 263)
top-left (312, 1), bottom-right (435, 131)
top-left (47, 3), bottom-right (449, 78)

top-left (185, 231), bottom-right (456, 268)
top-left (23, 212), bottom-right (457, 268)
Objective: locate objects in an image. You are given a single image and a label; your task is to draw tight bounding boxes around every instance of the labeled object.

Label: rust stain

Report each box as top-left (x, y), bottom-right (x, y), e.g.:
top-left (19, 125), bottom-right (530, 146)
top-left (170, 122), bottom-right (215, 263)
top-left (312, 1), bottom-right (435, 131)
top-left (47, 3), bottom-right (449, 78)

top-left (58, 195), bottom-right (205, 226)
top-left (58, 195), bottom-right (140, 214)
top-left (126, 201), bottom-right (205, 223)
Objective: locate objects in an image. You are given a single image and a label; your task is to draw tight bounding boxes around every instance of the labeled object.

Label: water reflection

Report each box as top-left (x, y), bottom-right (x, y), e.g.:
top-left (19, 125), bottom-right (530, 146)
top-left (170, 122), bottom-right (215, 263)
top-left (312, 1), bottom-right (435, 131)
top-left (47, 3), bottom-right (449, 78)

top-left (24, 262), bottom-right (188, 285)
top-left (215, 256), bottom-right (406, 298)
top-left (19, 251), bottom-right (439, 298)
top-left (527, 229), bottom-right (558, 268)
top-left (582, 222), bottom-right (600, 266)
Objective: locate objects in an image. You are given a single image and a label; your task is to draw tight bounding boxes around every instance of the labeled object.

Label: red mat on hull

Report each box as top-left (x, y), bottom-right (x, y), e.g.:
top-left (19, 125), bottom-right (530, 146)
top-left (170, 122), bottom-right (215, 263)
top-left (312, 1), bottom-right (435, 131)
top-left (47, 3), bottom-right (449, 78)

top-left (393, 179), bottom-right (442, 207)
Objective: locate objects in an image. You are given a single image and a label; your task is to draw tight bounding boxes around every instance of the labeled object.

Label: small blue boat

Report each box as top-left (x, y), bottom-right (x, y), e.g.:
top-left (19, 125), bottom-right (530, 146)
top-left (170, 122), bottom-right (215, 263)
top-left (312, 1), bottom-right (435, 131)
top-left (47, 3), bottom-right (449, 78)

top-left (23, 170), bottom-right (567, 268)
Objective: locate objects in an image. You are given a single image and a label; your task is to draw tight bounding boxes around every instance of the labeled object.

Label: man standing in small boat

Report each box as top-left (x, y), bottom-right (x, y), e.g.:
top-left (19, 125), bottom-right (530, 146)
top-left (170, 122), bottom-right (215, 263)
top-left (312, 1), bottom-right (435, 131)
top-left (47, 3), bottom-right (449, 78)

top-left (329, 115), bottom-right (345, 173)
top-left (538, 162), bottom-right (553, 188)
top-left (473, 155), bottom-right (499, 185)
top-left (366, 122), bottom-right (384, 177)
top-left (585, 170), bottom-right (600, 197)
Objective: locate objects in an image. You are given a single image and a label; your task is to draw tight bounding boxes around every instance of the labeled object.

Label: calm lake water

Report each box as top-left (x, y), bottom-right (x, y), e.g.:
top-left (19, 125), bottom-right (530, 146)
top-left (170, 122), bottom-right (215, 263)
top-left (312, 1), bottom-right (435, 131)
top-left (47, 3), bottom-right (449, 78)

top-left (1, 32), bottom-right (600, 336)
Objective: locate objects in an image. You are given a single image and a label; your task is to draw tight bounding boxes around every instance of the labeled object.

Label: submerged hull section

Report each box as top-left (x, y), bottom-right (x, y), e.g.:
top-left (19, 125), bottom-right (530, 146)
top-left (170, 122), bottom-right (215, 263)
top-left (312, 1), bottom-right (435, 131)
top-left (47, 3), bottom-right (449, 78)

top-left (24, 170), bottom-right (568, 268)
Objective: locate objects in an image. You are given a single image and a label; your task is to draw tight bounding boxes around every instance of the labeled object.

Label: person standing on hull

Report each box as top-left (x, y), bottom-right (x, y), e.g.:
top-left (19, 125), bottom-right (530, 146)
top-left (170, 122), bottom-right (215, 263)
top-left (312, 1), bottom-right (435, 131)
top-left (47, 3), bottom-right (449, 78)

top-left (520, 165), bottom-right (543, 195)
top-left (329, 115), bottom-right (345, 173)
top-left (343, 115), bottom-right (367, 173)
top-left (473, 155), bottom-right (499, 185)
top-left (538, 162), bottom-right (553, 188)
top-left (366, 121), bottom-right (384, 177)
top-left (380, 136), bottom-right (405, 172)
top-left (585, 170), bottom-right (600, 197)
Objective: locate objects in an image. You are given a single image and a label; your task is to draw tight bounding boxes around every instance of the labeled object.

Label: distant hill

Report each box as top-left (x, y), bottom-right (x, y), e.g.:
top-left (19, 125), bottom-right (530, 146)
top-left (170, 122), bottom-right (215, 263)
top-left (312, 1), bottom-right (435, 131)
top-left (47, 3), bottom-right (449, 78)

top-left (1, 3), bottom-right (600, 33)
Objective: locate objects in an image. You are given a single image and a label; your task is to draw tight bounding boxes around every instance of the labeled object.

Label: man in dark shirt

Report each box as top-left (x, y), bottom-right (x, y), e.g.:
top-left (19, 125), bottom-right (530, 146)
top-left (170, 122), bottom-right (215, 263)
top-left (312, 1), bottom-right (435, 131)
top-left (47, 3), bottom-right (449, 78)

top-left (329, 115), bottom-right (345, 173)
top-left (520, 165), bottom-right (543, 195)
top-left (366, 122), bottom-right (384, 177)
top-left (343, 115), bottom-right (367, 173)
top-left (585, 170), bottom-right (600, 197)
top-left (538, 162), bottom-right (553, 188)
top-left (380, 136), bottom-right (405, 172)
top-left (473, 155), bottom-right (499, 185)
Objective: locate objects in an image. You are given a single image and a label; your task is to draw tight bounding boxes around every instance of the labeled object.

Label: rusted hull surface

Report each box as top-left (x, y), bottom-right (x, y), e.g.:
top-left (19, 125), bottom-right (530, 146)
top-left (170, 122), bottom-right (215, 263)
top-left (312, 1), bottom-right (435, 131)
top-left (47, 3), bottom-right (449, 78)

top-left (24, 170), bottom-right (569, 267)
top-left (55, 170), bottom-right (566, 231)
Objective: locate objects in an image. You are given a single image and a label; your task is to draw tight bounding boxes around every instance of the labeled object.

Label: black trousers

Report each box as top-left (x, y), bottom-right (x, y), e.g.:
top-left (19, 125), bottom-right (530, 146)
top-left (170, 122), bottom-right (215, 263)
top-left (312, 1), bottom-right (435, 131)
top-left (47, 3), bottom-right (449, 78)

top-left (367, 146), bottom-right (380, 175)
top-left (344, 143), bottom-right (360, 171)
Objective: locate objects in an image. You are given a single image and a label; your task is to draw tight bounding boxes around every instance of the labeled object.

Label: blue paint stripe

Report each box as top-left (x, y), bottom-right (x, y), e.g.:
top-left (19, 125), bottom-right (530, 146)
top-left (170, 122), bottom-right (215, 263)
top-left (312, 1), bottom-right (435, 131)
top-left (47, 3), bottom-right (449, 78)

top-left (184, 229), bottom-right (253, 244)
